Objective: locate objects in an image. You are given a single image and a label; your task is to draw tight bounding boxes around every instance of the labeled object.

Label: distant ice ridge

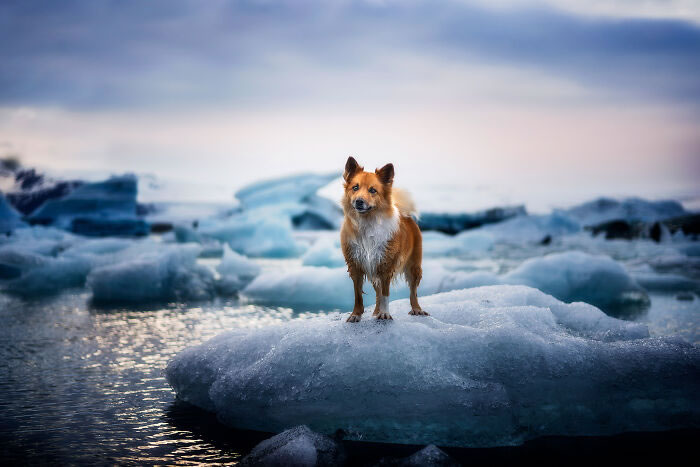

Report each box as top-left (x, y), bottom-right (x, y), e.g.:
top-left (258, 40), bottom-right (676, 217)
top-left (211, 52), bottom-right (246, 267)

top-left (166, 285), bottom-right (698, 447)
top-left (176, 173), bottom-right (342, 258)
top-left (243, 251), bottom-right (649, 316)
top-left (565, 197), bottom-right (686, 226)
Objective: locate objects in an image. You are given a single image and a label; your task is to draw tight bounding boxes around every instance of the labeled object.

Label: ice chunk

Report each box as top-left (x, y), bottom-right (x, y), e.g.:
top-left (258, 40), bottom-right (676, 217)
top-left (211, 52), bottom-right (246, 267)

top-left (301, 237), bottom-right (345, 268)
top-left (166, 286), bottom-right (695, 448)
top-left (0, 192), bottom-right (24, 234)
top-left (0, 249), bottom-right (91, 296)
top-left (216, 245), bottom-right (261, 295)
top-left (28, 174), bottom-right (148, 237)
top-left (566, 197), bottom-right (686, 226)
top-left (239, 425), bottom-right (345, 467)
top-left (88, 244), bottom-right (216, 304)
top-left (397, 445), bottom-right (458, 467)
top-left (504, 251), bottom-right (650, 315)
top-left (632, 271), bottom-right (699, 293)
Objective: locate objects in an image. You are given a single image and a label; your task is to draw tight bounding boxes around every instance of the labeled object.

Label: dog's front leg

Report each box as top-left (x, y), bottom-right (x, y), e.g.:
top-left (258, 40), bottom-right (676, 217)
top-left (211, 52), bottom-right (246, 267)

top-left (347, 269), bottom-right (365, 323)
top-left (374, 277), bottom-right (392, 320)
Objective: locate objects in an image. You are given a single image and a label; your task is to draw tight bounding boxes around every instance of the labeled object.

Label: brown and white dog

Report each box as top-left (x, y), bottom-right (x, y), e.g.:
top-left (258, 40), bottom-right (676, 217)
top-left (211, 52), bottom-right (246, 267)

top-left (341, 156), bottom-right (428, 322)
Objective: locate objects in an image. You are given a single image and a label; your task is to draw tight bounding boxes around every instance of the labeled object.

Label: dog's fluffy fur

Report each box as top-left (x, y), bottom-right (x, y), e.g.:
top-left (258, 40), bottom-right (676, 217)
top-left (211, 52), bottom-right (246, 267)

top-left (341, 156), bottom-right (428, 322)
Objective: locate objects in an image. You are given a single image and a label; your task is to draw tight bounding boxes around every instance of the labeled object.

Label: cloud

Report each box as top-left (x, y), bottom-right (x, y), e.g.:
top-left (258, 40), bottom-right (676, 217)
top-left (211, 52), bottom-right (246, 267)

top-left (0, 0), bottom-right (699, 110)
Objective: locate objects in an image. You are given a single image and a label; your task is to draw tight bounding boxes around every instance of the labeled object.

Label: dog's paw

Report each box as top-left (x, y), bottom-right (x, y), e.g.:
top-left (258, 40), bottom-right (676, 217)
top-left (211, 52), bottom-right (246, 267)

top-left (409, 309), bottom-right (429, 316)
top-left (375, 312), bottom-right (393, 320)
top-left (347, 314), bottom-right (362, 323)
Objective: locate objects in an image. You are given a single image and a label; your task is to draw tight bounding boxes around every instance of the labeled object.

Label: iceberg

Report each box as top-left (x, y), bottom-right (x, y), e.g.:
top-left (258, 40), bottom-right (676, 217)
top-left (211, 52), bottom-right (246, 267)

top-left (235, 172), bottom-right (342, 231)
top-left (87, 243), bottom-right (216, 304)
top-left (28, 174), bottom-right (149, 237)
top-left (479, 211), bottom-right (581, 243)
top-left (1, 165), bottom-right (83, 216)
top-left (166, 286), bottom-right (696, 447)
top-left (197, 212), bottom-right (304, 258)
top-left (418, 206), bottom-right (526, 234)
top-left (174, 173), bottom-right (341, 258)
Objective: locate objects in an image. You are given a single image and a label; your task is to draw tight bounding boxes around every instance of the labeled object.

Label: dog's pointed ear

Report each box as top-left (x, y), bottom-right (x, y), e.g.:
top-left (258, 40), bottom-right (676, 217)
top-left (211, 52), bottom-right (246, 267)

top-left (344, 156), bottom-right (362, 182)
top-left (376, 163), bottom-right (394, 185)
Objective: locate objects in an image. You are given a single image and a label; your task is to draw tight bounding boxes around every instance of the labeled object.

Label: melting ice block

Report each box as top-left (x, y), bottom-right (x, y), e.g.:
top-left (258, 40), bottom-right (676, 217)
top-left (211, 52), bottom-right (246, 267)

top-left (166, 286), bottom-right (697, 447)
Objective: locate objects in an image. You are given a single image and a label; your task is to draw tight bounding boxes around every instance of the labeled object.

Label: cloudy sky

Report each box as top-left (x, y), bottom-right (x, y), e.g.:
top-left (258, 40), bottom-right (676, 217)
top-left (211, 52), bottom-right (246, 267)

top-left (1, 0), bottom-right (699, 210)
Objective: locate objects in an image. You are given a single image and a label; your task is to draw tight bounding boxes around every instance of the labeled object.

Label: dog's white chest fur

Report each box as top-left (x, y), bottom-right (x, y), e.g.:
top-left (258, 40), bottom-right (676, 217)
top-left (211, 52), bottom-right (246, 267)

top-left (349, 207), bottom-right (399, 280)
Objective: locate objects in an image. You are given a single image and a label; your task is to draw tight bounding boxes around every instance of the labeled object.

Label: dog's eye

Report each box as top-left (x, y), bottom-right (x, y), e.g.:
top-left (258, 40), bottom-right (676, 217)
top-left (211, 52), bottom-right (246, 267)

top-left (368, 187), bottom-right (377, 194)
top-left (352, 185), bottom-right (359, 191)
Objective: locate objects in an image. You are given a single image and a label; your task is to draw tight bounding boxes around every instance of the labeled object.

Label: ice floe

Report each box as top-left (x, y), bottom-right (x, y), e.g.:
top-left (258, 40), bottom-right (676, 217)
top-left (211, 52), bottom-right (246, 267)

top-left (166, 285), bottom-right (696, 447)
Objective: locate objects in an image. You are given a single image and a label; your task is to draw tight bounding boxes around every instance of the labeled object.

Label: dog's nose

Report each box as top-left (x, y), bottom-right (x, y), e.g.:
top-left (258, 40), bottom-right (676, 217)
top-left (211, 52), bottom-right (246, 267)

top-left (354, 198), bottom-right (367, 209)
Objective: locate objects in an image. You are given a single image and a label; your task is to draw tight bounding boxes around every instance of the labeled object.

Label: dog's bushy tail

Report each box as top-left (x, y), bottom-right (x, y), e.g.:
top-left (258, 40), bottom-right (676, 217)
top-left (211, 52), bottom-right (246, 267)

top-left (392, 187), bottom-right (418, 219)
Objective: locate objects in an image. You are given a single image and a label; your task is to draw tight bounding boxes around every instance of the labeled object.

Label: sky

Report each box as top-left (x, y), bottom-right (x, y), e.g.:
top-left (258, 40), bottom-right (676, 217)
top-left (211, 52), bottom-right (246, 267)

top-left (1, 0), bottom-right (699, 211)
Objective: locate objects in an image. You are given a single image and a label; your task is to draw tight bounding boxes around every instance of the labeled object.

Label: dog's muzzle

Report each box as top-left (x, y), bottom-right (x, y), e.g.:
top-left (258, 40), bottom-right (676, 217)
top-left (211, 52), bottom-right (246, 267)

top-left (354, 198), bottom-right (371, 213)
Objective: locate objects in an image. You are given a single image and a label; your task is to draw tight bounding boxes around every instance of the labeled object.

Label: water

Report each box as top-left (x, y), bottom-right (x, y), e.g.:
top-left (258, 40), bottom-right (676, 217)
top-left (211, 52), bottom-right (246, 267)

top-left (0, 293), bottom-right (304, 464)
top-left (0, 243), bottom-right (698, 464)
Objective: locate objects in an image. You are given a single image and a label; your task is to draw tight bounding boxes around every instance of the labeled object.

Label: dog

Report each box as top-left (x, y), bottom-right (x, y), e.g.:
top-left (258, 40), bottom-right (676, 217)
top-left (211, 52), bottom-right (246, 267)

top-left (340, 156), bottom-right (428, 322)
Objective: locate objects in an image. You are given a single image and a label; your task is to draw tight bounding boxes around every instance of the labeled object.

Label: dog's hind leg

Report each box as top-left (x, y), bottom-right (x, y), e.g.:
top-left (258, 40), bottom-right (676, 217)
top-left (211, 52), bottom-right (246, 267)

top-left (407, 263), bottom-right (429, 316)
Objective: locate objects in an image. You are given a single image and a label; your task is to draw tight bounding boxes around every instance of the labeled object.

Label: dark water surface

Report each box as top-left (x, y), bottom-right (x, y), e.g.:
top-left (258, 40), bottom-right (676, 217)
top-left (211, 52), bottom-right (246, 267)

top-left (0, 287), bottom-right (697, 465)
top-left (0, 293), bottom-right (303, 464)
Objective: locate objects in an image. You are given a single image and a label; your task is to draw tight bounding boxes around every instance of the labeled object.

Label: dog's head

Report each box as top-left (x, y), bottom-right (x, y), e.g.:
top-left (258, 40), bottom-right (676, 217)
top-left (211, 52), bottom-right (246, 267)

top-left (342, 156), bottom-right (394, 216)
